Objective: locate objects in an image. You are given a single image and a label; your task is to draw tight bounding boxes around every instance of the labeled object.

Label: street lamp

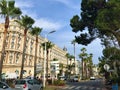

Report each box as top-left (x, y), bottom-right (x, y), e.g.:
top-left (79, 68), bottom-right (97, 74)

top-left (43, 30), bottom-right (56, 87)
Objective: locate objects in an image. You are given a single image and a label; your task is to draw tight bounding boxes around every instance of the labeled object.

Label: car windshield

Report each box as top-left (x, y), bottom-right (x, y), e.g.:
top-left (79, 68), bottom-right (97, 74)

top-left (75, 76), bottom-right (78, 78)
top-left (0, 82), bottom-right (8, 89)
top-left (15, 80), bottom-right (26, 84)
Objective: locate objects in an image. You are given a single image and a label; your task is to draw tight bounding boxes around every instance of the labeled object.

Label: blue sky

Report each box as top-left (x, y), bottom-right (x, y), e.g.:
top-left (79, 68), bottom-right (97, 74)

top-left (14, 0), bottom-right (103, 64)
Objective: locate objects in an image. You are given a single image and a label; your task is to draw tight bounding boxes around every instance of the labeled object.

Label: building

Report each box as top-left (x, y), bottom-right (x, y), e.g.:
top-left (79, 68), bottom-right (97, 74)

top-left (93, 64), bottom-right (99, 77)
top-left (50, 60), bottom-right (59, 79)
top-left (0, 19), bottom-right (67, 78)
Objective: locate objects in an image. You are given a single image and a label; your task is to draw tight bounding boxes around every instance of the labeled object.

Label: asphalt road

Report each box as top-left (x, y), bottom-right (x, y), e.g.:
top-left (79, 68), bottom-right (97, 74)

top-left (58, 79), bottom-right (106, 90)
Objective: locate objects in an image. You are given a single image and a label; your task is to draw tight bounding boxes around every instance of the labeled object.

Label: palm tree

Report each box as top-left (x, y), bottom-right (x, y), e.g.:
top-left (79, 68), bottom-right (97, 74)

top-left (65, 53), bottom-right (70, 67)
top-left (71, 39), bottom-right (76, 74)
top-left (42, 41), bottom-right (54, 80)
top-left (15, 15), bottom-right (34, 79)
top-left (79, 47), bottom-right (87, 80)
top-left (87, 53), bottom-right (93, 78)
top-left (0, 0), bottom-right (21, 80)
top-left (69, 55), bottom-right (74, 75)
top-left (84, 54), bottom-right (93, 79)
top-left (30, 26), bottom-right (42, 78)
top-left (65, 53), bottom-right (70, 79)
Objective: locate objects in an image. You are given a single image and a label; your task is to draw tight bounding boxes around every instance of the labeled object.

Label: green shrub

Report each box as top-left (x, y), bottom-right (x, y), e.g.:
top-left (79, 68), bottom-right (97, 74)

top-left (6, 79), bottom-right (15, 88)
top-left (53, 80), bottom-right (65, 86)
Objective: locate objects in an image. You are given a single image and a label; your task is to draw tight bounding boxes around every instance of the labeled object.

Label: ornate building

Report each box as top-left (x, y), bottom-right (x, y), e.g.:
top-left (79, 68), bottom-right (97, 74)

top-left (0, 20), bottom-right (67, 78)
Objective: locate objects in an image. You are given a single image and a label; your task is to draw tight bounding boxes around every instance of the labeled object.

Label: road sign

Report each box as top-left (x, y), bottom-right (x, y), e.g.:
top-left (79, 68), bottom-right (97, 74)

top-left (104, 64), bottom-right (110, 71)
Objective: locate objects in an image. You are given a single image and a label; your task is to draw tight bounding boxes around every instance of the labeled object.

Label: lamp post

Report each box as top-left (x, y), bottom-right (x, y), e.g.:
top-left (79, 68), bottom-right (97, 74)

top-left (43, 30), bottom-right (56, 87)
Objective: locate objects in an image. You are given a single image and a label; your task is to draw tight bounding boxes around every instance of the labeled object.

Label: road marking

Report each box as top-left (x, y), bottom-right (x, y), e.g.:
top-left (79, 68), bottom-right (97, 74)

top-left (63, 86), bottom-right (69, 89)
top-left (60, 85), bottom-right (104, 90)
top-left (96, 88), bottom-right (101, 90)
top-left (89, 87), bottom-right (94, 90)
top-left (68, 86), bottom-right (76, 89)
top-left (75, 86), bottom-right (82, 89)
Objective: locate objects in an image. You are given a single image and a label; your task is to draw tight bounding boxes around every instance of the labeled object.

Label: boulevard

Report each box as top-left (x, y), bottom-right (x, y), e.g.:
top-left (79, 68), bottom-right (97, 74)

top-left (58, 79), bottom-right (106, 90)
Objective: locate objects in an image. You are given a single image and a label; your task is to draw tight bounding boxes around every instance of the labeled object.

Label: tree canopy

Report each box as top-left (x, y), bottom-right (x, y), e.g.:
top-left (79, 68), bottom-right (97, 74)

top-left (70, 0), bottom-right (120, 46)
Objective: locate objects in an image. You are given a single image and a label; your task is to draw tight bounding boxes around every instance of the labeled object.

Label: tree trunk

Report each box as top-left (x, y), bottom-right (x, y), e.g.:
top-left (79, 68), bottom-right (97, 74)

top-left (34, 36), bottom-right (38, 78)
top-left (82, 59), bottom-right (84, 79)
top-left (20, 29), bottom-right (27, 79)
top-left (84, 62), bottom-right (87, 79)
top-left (0, 16), bottom-right (9, 80)
top-left (70, 59), bottom-right (72, 75)
top-left (74, 43), bottom-right (76, 74)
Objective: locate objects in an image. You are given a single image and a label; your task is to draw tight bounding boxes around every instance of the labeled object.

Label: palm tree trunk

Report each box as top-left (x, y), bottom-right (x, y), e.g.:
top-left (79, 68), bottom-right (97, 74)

top-left (34, 36), bottom-right (38, 78)
top-left (20, 29), bottom-right (27, 79)
top-left (70, 59), bottom-right (72, 75)
top-left (82, 59), bottom-right (84, 79)
top-left (84, 62), bottom-right (87, 79)
top-left (0, 16), bottom-right (9, 80)
top-left (73, 43), bottom-right (76, 74)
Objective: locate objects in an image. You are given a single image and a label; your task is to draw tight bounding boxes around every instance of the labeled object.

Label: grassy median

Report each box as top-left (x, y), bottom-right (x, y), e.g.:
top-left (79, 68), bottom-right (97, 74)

top-left (43, 85), bottom-right (59, 90)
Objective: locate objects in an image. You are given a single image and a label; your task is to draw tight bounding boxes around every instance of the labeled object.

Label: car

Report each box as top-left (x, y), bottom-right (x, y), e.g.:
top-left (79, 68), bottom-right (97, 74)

top-left (15, 79), bottom-right (43, 90)
top-left (0, 81), bottom-right (12, 90)
top-left (90, 76), bottom-right (95, 80)
top-left (59, 76), bottom-right (66, 81)
top-left (73, 76), bottom-right (79, 82)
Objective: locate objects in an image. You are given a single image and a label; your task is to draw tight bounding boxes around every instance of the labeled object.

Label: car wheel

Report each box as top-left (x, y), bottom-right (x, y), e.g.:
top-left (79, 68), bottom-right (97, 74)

top-left (40, 87), bottom-right (43, 90)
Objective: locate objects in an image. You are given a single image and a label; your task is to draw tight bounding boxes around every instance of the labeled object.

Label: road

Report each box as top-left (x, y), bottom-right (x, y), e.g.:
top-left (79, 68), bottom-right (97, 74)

top-left (58, 79), bottom-right (107, 90)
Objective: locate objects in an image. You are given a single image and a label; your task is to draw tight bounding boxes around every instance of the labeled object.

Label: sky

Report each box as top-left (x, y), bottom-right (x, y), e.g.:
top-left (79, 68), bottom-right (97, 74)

top-left (14, 0), bottom-right (103, 64)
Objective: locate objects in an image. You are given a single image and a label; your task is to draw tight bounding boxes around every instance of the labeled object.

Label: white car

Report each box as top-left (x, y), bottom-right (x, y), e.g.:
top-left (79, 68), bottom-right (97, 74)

top-left (59, 76), bottom-right (66, 81)
top-left (73, 76), bottom-right (79, 82)
top-left (90, 76), bottom-right (95, 80)
top-left (15, 79), bottom-right (43, 90)
top-left (0, 81), bottom-right (12, 90)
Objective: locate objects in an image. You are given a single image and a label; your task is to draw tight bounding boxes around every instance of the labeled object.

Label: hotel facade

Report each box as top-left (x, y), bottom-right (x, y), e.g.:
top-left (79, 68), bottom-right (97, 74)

top-left (0, 20), bottom-right (67, 78)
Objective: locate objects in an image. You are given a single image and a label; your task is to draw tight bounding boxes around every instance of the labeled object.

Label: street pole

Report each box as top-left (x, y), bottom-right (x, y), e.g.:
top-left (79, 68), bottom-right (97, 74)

top-left (43, 30), bottom-right (56, 87)
top-left (43, 34), bottom-right (46, 87)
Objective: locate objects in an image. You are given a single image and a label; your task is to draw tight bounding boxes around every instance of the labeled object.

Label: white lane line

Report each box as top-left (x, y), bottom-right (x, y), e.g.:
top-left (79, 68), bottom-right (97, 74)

top-left (68, 86), bottom-right (76, 89)
top-left (75, 86), bottom-right (82, 89)
top-left (63, 86), bottom-right (69, 89)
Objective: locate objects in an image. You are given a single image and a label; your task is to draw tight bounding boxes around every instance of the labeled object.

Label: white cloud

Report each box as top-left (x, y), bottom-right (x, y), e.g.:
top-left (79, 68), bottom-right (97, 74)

top-left (21, 10), bottom-right (37, 19)
top-left (53, 0), bottom-right (80, 9)
top-left (15, 1), bottom-right (34, 8)
top-left (34, 18), bottom-right (63, 31)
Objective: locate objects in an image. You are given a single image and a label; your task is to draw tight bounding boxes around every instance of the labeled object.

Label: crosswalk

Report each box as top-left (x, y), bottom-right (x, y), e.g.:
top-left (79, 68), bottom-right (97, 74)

top-left (60, 85), bottom-right (102, 90)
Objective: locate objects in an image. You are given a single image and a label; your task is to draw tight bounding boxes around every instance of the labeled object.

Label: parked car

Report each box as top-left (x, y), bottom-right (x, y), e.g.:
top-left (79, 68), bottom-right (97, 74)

top-left (15, 79), bottom-right (43, 90)
top-left (73, 76), bottom-right (79, 82)
top-left (69, 75), bottom-right (79, 82)
top-left (59, 76), bottom-right (66, 81)
top-left (90, 76), bottom-right (95, 80)
top-left (0, 81), bottom-right (12, 90)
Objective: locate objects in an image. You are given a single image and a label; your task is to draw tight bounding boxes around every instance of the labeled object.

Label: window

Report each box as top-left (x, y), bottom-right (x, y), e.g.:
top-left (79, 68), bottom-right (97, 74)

top-left (16, 53), bottom-right (19, 63)
top-left (9, 59), bottom-right (12, 64)
top-left (15, 80), bottom-right (26, 84)
top-left (28, 80), bottom-right (33, 85)
top-left (0, 33), bottom-right (1, 39)
top-left (12, 38), bottom-right (14, 43)
top-left (3, 53), bottom-right (6, 63)
top-left (0, 82), bottom-right (8, 88)
top-left (9, 53), bottom-right (13, 63)
top-left (33, 79), bottom-right (40, 84)
top-left (17, 43), bottom-right (20, 49)
top-left (11, 43), bottom-right (14, 48)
